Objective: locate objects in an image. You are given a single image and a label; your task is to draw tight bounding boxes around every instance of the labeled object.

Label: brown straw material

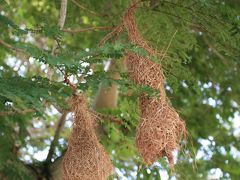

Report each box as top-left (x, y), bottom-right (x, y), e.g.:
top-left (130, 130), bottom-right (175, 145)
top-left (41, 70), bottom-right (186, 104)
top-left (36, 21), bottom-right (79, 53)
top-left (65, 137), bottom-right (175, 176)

top-left (123, 4), bottom-right (186, 168)
top-left (62, 94), bottom-right (113, 180)
top-left (137, 94), bottom-right (186, 167)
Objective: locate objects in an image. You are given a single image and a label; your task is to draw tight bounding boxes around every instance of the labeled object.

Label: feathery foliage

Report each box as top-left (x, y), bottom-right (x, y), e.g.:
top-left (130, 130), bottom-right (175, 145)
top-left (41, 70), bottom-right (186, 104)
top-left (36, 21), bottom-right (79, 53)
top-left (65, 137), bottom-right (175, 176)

top-left (0, 0), bottom-right (240, 179)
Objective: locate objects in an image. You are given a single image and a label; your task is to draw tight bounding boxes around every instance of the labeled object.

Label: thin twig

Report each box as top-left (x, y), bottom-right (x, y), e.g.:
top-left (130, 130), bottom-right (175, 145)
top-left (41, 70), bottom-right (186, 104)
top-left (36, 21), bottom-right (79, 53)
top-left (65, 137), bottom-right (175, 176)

top-left (159, 29), bottom-right (178, 62)
top-left (0, 109), bottom-right (35, 116)
top-left (62, 26), bottom-right (112, 33)
top-left (203, 36), bottom-right (227, 65)
top-left (0, 39), bottom-right (25, 53)
top-left (159, 1), bottom-right (228, 27)
top-left (98, 0), bottom-right (147, 46)
top-left (70, 0), bottom-right (103, 16)
top-left (98, 23), bottom-right (124, 46)
top-left (63, 75), bottom-right (77, 93)
top-left (93, 111), bottom-right (123, 125)
top-left (48, 0), bottom-right (68, 80)
top-left (151, 9), bottom-right (207, 32)
top-left (46, 112), bottom-right (68, 163)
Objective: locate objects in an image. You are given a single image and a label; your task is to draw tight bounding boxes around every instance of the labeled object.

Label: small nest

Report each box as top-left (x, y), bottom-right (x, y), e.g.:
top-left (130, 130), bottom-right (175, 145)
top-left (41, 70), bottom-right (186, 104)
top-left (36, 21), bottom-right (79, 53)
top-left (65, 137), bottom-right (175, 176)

top-left (123, 4), bottom-right (186, 167)
top-left (62, 94), bottom-right (113, 180)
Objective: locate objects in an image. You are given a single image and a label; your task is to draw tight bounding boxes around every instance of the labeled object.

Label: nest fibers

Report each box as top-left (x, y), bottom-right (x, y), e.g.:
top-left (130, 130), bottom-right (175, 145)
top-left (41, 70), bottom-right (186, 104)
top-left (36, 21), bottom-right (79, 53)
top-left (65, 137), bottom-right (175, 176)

top-left (62, 94), bottom-right (113, 180)
top-left (123, 4), bottom-right (186, 168)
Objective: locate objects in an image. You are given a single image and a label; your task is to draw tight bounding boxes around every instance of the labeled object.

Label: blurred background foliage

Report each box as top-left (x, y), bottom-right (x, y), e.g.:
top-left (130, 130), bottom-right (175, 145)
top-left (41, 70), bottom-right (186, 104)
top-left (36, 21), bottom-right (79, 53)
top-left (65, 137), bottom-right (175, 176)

top-left (0, 0), bottom-right (240, 179)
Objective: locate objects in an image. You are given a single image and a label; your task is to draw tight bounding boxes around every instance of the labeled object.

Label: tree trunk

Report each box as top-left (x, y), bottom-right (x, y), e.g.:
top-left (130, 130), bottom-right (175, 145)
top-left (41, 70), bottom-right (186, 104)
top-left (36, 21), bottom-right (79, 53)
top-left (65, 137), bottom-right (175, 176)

top-left (93, 60), bottom-right (121, 110)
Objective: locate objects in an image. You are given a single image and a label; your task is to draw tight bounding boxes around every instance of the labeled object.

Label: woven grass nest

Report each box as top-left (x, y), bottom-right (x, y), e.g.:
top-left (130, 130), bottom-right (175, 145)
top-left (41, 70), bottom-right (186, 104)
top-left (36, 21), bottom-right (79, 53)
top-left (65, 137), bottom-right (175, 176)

top-left (62, 94), bottom-right (113, 180)
top-left (123, 4), bottom-right (186, 168)
top-left (62, 3), bottom-right (187, 179)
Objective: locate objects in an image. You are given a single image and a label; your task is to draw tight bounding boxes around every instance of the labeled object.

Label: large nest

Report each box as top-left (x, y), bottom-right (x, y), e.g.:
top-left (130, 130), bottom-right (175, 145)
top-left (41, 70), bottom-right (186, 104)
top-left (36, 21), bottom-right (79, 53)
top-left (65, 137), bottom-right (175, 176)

top-left (123, 4), bottom-right (186, 168)
top-left (62, 94), bottom-right (113, 180)
top-left (137, 94), bottom-right (186, 167)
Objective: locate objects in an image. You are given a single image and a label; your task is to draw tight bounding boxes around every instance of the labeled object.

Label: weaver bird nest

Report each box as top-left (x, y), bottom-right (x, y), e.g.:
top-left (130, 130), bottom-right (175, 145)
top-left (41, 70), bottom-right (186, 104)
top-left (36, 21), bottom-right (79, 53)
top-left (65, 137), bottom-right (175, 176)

top-left (62, 2), bottom-right (187, 180)
top-left (62, 95), bottom-right (113, 180)
top-left (123, 4), bottom-right (186, 168)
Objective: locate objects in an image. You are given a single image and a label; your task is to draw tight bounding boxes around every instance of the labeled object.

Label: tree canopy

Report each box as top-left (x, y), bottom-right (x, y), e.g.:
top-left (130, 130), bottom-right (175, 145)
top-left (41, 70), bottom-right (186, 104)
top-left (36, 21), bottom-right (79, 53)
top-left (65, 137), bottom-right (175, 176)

top-left (0, 0), bottom-right (240, 179)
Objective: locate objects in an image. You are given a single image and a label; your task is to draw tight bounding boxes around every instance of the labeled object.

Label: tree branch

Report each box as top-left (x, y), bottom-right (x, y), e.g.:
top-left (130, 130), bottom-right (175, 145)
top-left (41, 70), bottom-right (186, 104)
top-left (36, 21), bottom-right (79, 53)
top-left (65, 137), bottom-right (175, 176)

top-left (0, 109), bottom-right (35, 116)
top-left (70, 0), bottom-right (103, 16)
top-left (58, 0), bottom-right (68, 30)
top-left (94, 111), bottom-right (123, 125)
top-left (98, 23), bottom-right (124, 46)
top-left (46, 112), bottom-right (68, 163)
top-left (43, 112), bottom-right (68, 179)
top-left (0, 39), bottom-right (25, 53)
top-left (62, 26), bottom-right (112, 33)
top-left (48, 0), bottom-right (68, 79)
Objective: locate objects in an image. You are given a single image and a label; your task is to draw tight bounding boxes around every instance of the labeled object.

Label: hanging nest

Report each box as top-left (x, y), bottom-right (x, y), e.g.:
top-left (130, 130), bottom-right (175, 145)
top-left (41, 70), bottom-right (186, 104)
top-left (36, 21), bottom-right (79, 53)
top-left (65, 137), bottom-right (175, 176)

top-left (62, 94), bottom-right (113, 180)
top-left (136, 94), bottom-right (186, 167)
top-left (123, 4), bottom-right (186, 168)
